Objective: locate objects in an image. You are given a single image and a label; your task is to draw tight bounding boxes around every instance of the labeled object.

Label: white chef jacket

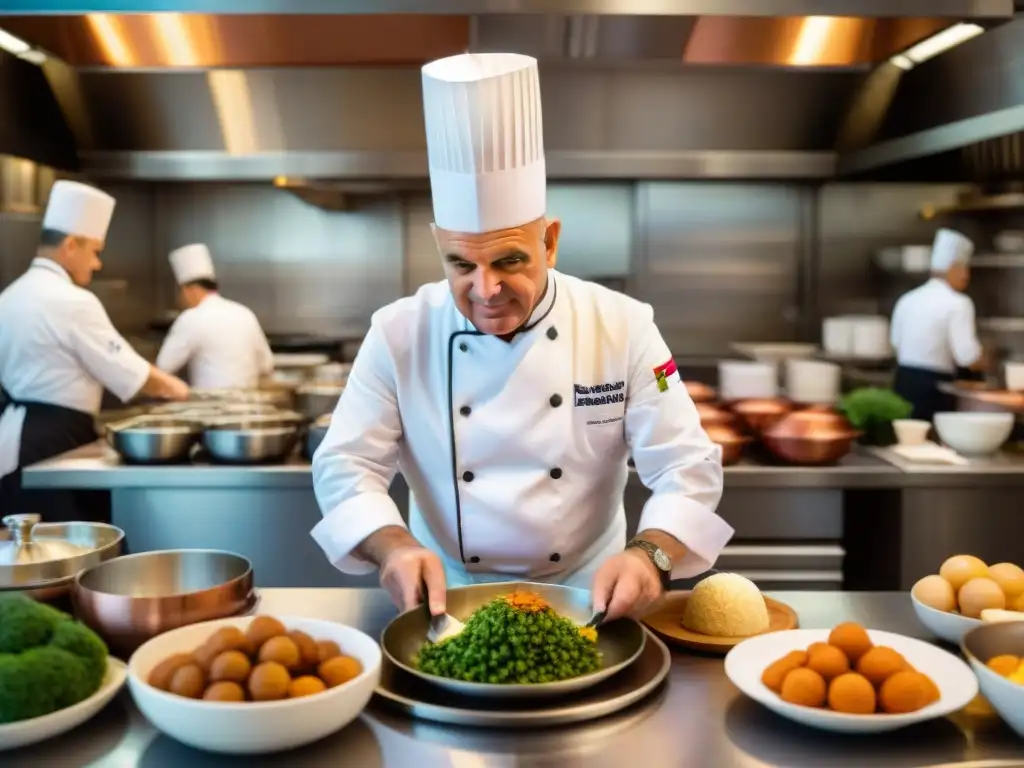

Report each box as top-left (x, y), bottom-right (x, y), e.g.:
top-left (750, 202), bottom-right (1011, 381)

top-left (156, 294), bottom-right (273, 390)
top-left (890, 278), bottom-right (982, 374)
top-left (0, 258), bottom-right (151, 475)
top-left (311, 271), bottom-right (733, 588)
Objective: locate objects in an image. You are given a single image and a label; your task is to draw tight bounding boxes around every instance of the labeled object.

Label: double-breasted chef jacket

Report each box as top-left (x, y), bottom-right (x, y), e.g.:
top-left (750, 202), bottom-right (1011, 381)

top-left (311, 270), bottom-right (733, 587)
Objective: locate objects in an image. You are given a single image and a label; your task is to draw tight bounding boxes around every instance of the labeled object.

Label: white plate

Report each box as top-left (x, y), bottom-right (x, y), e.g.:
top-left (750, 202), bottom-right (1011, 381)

top-left (911, 593), bottom-right (983, 644)
top-left (724, 628), bottom-right (978, 734)
top-left (0, 657), bottom-right (127, 751)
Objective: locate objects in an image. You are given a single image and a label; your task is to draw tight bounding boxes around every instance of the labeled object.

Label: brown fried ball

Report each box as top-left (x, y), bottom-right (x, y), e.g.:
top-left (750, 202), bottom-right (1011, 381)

top-left (987, 654), bottom-right (1020, 677)
top-left (779, 667), bottom-right (827, 708)
top-left (806, 642), bottom-right (829, 656)
top-left (878, 671), bottom-right (935, 714)
top-left (920, 673), bottom-right (941, 705)
top-left (191, 641), bottom-right (222, 672)
top-left (246, 616), bottom-right (287, 653)
top-left (289, 675), bottom-right (328, 698)
top-left (248, 661), bottom-right (291, 701)
top-left (806, 644), bottom-right (850, 682)
top-left (209, 650), bottom-right (252, 683)
top-left (316, 640), bottom-right (342, 664)
top-left (761, 650), bottom-right (809, 693)
top-left (855, 646), bottom-right (906, 687)
top-left (203, 681), bottom-right (246, 702)
top-left (318, 655), bottom-right (364, 688)
top-left (828, 672), bottom-right (877, 715)
top-left (148, 653), bottom-right (193, 691)
top-left (828, 622), bottom-right (873, 664)
top-left (287, 630), bottom-right (320, 670)
top-left (204, 626), bottom-right (253, 658)
top-left (169, 663), bottom-right (206, 699)
top-left (259, 636), bottom-right (302, 670)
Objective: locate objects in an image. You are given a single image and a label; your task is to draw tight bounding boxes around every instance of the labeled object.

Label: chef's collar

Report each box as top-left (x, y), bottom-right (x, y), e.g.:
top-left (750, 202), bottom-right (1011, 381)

top-left (29, 257), bottom-right (72, 283)
top-left (461, 271), bottom-right (558, 336)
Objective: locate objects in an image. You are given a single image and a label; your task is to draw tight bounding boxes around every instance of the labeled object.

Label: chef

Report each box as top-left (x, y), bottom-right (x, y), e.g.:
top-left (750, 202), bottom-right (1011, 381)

top-left (156, 243), bottom-right (274, 390)
top-left (0, 180), bottom-right (189, 517)
top-left (891, 228), bottom-right (986, 421)
top-left (311, 52), bottom-right (733, 622)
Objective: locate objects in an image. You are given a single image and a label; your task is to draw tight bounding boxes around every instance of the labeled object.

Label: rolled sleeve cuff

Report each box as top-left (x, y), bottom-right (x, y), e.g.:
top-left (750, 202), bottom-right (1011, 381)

top-left (638, 493), bottom-right (734, 579)
top-left (113, 356), bottom-right (152, 403)
top-left (310, 492), bottom-right (407, 575)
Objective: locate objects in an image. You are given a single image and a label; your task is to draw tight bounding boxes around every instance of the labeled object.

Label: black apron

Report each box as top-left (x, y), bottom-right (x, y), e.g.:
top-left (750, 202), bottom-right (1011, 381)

top-left (0, 387), bottom-right (109, 523)
top-left (892, 365), bottom-right (983, 423)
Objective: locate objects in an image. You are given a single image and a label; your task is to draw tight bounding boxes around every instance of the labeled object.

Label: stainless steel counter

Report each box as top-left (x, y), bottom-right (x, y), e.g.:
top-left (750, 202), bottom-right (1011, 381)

top-left (6, 590), bottom-right (1022, 768)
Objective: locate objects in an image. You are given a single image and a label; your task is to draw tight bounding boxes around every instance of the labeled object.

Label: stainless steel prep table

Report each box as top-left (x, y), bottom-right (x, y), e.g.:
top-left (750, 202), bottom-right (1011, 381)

top-left (4, 590), bottom-right (1022, 768)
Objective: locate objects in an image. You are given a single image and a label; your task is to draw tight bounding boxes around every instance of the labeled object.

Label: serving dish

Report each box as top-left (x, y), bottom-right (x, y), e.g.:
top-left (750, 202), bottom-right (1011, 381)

top-left (961, 620), bottom-right (1024, 737)
top-left (911, 592), bottom-right (983, 645)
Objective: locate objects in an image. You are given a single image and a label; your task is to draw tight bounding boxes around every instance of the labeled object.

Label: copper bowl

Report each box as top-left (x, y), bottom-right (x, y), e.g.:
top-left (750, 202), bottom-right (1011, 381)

top-left (695, 402), bottom-right (734, 427)
top-left (72, 549), bottom-right (255, 657)
top-left (685, 381), bottom-right (717, 403)
top-left (761, 410), bottom-right (861, 466)
top-left (704, 424), bottom-right (752, 466)
top-left (730, 398), bottom-right (793, 434)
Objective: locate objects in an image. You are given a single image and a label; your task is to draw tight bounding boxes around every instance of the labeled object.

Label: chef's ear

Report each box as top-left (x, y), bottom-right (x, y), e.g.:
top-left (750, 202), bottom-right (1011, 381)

top-left (543, 218), bottom-right (561, 268)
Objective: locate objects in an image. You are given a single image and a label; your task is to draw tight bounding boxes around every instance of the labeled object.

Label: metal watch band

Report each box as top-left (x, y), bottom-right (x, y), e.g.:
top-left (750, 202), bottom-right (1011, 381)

top-left (626, 538), bottom-right (671, 588)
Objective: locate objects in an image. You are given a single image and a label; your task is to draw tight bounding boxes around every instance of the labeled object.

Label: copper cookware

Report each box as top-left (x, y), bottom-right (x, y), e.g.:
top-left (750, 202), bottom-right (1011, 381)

top-left (704, 423), bottom-right (751, 466)
top-left (730, 398), bottom-right (793, 434)
top-left (684, 381), bottom-right (717, 403)
top-left (695, 402), bottom-right (734, 427)
top-left (72, 549), bottom-right (256, 657)
top-left (762, 409), bottom-right (861, 466)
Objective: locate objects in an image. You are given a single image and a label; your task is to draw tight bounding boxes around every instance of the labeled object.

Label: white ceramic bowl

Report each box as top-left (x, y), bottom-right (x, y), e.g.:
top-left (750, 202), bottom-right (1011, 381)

top-left (0, 657), bottom-right (127, 751)
top-left (724, 627), bottom-right (978, 734)
top-left (128, 616), bottom-right (381, 755)
top-left (933, 411), bottom-right (1014, 456)
top-left (961, 621), bottom-right (1024, 737)
top-left (1005, 362), bottom-right (1024, 392)
top-left (910, 593), bottom-right (984, 644)
top-left (892, 419), bottom-right (931, 446)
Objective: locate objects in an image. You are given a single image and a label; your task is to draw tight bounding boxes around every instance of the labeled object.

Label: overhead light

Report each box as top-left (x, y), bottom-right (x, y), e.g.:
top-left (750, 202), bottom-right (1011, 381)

top-left (888, 23), bottom-right (984, 70)
top-left (0, 27), bottom-right (47, 65)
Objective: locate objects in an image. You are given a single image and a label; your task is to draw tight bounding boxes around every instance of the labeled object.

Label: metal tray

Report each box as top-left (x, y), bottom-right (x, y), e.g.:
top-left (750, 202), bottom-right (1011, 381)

top-left (371, 628), bottom-right (670, 728)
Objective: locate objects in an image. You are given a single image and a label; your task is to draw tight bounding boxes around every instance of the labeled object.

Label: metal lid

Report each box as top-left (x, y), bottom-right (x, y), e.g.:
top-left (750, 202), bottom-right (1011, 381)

top-left (0, 514), bottom-right (92, 566)
top-left (0, 513), bottom-right (124, 589)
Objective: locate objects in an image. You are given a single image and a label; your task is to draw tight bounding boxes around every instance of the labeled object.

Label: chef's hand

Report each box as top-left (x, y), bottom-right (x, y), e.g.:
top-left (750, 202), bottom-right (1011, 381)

top-left (591, 548), bottom-right (664, 621)
top-left (379, 545), bottom-right (447, 616)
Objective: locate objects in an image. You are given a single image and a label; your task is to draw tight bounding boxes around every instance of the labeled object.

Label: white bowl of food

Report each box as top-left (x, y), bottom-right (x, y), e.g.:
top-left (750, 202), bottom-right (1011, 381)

top-left (961, 621), bottom-right (1024, 737)
top-left (127, 615), bottom-right (381, 755)
top-left (892, 419), bottom-right (931, 446)
top-left (933, 412), bottom-right (1014, 456)
top-left (910, 593), bottom-right (982, 645)
top-left (724, 624), bottom-right (977, 734)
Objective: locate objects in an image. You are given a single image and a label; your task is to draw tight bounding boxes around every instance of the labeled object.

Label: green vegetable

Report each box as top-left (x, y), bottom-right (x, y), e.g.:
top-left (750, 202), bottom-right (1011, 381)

top-left (414, 595), bottom-right (601, 685)
top-left (838, 387), bottom-right (912, 445)
top-left (0, 595), bottom-right (109, 723)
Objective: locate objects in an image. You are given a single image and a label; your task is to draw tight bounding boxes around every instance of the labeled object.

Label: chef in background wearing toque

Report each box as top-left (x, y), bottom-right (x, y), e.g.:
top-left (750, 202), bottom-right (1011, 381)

top-left (311, 53), bottom-right (732, 621)
top-left (891, 227), bottom-right (986, 421)
top-left (156, 244), bottom-right (274, 390)
top-left (0, 180), bottom-right (189, 518)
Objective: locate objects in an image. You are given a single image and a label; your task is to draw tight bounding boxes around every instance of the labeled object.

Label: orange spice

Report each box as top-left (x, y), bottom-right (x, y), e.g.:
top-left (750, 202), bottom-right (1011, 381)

top-left (503, 591), bottom-right (549, 613)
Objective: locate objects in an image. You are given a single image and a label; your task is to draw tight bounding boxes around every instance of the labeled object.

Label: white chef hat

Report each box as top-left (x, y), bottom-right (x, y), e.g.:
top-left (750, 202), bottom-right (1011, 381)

top-left (169, 243), bottom-right (216, 285)
top-left (931, 228), bottom-right (974, 271)
top-left (41, 180), bottom-right (116, 242)
top-left (421, 52), bottom-right (545, 234)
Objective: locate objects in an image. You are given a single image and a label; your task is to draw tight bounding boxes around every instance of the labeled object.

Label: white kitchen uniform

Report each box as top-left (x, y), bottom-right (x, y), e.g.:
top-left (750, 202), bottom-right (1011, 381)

top-left (156, 244), bottom-right (273, 389)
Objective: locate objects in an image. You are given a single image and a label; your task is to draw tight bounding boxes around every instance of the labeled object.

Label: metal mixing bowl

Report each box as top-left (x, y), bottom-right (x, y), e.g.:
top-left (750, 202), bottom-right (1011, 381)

top-left (107, 419), bottom-right (200, 464)
top-left (72, 549), bottom-right (255, 657)
top-left (295, 382), bottom-right (345, 421)
top-left (380, 581), bottom-right (647, 700)
top-left (203, 423), bottom-right (300, 463)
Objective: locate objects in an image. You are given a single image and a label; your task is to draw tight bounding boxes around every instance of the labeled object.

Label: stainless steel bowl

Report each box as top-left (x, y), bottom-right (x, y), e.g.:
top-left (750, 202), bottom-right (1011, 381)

top-left (295, 383), bottom-right (344, 421)
top-left (203, 424), bottom-right (299, 463)
top-left (72, 549), bottom-right (255, 657)
top-left (107, 419), bottom-right (200, 464)
top-left (380, 581), bottom-right (647, 700)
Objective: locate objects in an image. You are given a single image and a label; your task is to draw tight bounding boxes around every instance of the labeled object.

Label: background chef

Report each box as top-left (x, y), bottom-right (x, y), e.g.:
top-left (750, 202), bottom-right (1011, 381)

top-left (891, 227), bottom-right (986, 421)
top-left (0, 180), bottom-right (189, 520)
top-left (156, 243), bottom-right (274, 390)
top-left (311, 52), bottom-right (733, 621)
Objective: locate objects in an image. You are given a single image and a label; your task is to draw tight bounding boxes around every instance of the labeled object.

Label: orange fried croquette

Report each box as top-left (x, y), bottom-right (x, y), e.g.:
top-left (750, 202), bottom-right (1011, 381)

top-left (828, 622), bottom-right (873, 663)
top-left (878, 670), bottom-right (937, 714)
top-left (780, 667), bottom-right (827, 708)
top-left (761, 650), bottom-right (809, 693)
top-left (987, 654), bottom-right (1020, 677)
top-left (855, 646), bottom-right (906, 687)
top-left (827, 672), bottom-right (877, 715)
top-left (806, 644), bottom-right (850, 681)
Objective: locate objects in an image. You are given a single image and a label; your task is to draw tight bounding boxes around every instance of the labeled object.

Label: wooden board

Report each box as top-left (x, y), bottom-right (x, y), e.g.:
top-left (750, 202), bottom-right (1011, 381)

top-left (642, 591), bottom-right (798, 655)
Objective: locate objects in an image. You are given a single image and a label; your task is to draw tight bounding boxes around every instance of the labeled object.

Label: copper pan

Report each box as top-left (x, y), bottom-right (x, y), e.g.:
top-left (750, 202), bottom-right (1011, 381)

top-left (695, 402), bottom-right (734, 427)
top-left (729, 398), bottom-right (793, 434)
top-left (704, 423), bottom-right (752, 466)
top-left (684, 381), bottom-right (717, 403)
top-left (72, 549), bottom-right (255, 658)
top-left (761, 410), bottom-right (861, 465)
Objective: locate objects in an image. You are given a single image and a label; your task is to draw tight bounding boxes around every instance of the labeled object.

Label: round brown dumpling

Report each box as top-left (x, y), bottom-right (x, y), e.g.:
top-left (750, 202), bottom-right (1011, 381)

top-left (828, 672), bottom-right (876, 714)
top-left (987, 654), bottom-right (1020, 677)
top-left (761, 650), bottom-right (808, 693)
top-left (149, 653), bottom-right (193, 691)
top-left (806, 644), bottom-right (850, 682)
top-left (170, 663), bottom-right (207, 699)
top-left (203, 681), bottom-right (246, 702)
top-left (287, 630), bottom-right (320, 670)
top-left (289, 675), bottom-right (328, 698)
top-left (878, 671), bottom-right (935, 714)
top-left (779, 667), bottom-right (827, 708)
top-left (259, 636), bottom-right (302, 670)
top-left (318, 656), bottom-right (363, 688)
top-left (316, 640), bottom-right (342, 664)
top-left (209, 650), bottom-right (252, 683)
top-left (855, 646), bottom-right (906, 687)
top-left (828, 622), bottom-right (873, 664)
top-left (246, 616), bottom-right (288, 653)
top-left (920, 673), bottom-right (941, 705)
top-left (249, 661), bottom-right (291, 701)
top-left (806, 642), bottom-right (829, 656)
top-left (204, 626), bottom-right (253, 658)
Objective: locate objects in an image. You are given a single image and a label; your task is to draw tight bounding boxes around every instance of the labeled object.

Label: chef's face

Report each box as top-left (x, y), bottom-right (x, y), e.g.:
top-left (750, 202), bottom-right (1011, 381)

top-left (947, 263), bottom-right (971, 292)
top-left (434, 217), bottom-right (561, 337)
top-left (61, 236), bottom-right (104, 287)
top-left (178, 283), bottom-right (203, 310)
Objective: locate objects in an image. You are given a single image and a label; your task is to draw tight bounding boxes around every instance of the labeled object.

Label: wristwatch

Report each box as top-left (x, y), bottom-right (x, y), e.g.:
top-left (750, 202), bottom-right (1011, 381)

top-left (626, 538), bottom-right (672, 590)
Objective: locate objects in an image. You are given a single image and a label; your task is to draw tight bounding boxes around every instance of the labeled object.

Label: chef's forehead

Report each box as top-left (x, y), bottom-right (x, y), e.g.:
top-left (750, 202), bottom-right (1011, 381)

top-left (433, 218), bottom-right (547, 257)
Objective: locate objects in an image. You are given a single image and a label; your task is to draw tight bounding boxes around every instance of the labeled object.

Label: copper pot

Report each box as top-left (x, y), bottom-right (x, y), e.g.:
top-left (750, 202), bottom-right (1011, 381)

top-left (730, 398), bottom-right (793, 434)
top-left (695, 402), bottom-right (734, 427)
top-left (704, 423), bottom-right (752, 466)
top-left (685, 381), bottom-right (717, 403)
top-left (762, 409), bottom-right (861, 465)
top-left (72, 549), bottom-right (255, 657)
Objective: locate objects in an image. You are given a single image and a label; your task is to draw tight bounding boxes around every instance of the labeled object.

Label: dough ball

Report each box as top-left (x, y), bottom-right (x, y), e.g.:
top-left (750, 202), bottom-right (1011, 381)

top-left (806, 644), bottom-right (850, 682)
top-left (169, 663), bottom-right (206, 699)
top-left (855, 646), bottom-right (907, 687)
top-left (761, 650), bottom-right (808, 693)
top-left (828, 672), bottom-right (876, 715)
top-left (988, 563), bottom-right (1024, 602)
top-left (209, 650), bottom-right (252, 683)
top-left (289, 675), bottom-right (328, 698)
top-left (878, 671), bottom-right (935, 714)
top-left (958, 578), bottom-right (1006, 619)
top-left (191, 641), bottom-right (222, 672)
top-left (940, 555), bottom-right (989, 592)
top-left (287, 630), bottom-right (320, 669)
top-left (986, 654), bottom-right (1020, 677)
top-left (912, 575), bottom-right (957, 613)
top-left (148, 653), bottom-right (193, 691)
top-left (318, 656), bottom-right (363, 688)
top-left (246, 616), bottom-right (287, 653)
top-left (203, 681), bottom-right (246, 702)
top-left (316, 640), bottom-right (342, 664)
top-left (204, 626), bottom-right (252, 658)
top-left (828, 622), bottom-right (873, 663)
top-left (806, 642), bottom-right (829, 656)
top-left (259, 636), bottom-right (302, 670)
top-left (779, 667), bottom-right (827, 708)
top-left (248, 661), bottom-right (291, 702)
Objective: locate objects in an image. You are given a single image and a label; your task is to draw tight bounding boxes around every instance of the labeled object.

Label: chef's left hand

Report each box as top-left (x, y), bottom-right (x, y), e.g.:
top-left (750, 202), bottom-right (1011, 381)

top-left (591, 548), bottom-right (664, 621)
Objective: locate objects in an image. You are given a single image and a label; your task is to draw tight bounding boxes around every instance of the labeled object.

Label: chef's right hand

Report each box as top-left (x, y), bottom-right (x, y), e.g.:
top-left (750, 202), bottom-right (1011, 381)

top-left (379, 545), bottom-right (447, 615)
